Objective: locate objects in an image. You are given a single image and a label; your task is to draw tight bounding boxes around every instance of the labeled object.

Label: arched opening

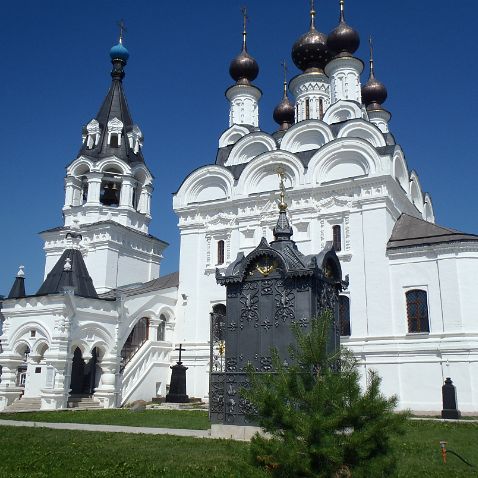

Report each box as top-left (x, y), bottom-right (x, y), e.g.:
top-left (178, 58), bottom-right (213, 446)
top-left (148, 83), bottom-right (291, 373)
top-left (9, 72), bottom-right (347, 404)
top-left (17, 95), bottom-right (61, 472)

top-left (16, 345), bottom-right (30, 389)
top-left (121, 318), bottom-right (149, 367)
top-left (158, 314), bottom-right (167, 341)
top-left (70, 347), bottom-right (99, 396)
top-left (100, 176), bottom-right (121, 206)
top-left (211, 304), bottom-right (226, 372)
top-left (305, 98), bottom-right (310, 120)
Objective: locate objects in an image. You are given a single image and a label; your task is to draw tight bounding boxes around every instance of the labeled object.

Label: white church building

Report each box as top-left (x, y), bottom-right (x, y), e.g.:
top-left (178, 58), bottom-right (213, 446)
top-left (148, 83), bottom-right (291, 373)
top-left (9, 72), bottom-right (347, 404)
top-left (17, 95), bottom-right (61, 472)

top-left (1, 2), bottom-right (477, 414)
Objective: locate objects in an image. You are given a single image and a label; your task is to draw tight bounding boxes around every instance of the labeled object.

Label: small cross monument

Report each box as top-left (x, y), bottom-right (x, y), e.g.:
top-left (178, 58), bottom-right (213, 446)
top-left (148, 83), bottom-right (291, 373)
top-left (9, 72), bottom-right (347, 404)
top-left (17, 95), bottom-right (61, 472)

top-left (165, 343), bottom-right (190, 403)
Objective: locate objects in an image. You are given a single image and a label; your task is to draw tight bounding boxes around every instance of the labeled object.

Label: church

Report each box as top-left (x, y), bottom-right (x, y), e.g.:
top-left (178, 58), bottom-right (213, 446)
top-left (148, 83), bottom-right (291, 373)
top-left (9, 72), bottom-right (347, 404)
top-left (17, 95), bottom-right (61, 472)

top-left (1, 1), bottom-right (477, 414)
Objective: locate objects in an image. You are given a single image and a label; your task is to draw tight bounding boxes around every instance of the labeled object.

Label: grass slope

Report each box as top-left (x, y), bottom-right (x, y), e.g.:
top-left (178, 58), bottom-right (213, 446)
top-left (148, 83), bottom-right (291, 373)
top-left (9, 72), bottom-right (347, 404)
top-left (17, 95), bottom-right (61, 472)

top-left (0, 420), bottom-right (477, 477)
top-left (0, 409), bottom-right (209, 430)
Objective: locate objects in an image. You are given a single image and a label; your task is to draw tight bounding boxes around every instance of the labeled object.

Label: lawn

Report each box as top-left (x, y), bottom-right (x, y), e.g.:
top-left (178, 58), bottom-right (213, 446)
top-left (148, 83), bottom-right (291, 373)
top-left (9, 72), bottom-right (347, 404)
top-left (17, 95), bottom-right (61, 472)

top-left (0, 420), bottom-right (477, 477)
top-left (0, 408), bottom-right (209, 430)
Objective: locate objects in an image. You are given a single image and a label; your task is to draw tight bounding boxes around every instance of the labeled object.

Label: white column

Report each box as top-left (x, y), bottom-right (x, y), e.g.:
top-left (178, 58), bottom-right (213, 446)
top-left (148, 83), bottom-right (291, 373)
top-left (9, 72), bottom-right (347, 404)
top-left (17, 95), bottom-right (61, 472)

top-left (138, 184), bottom-right (153, 217)
top-left (94, 355), bottom-right (120, 408)
top-left (226, 84), bottom-right (262, 127)
top-left (64, 177), bottom-right (82, 208)
top-left (119, 176), bottom-right (135, 209)
top-left (325, 57), bottom-right (364, 104)
top-left (290, 72), bottom-right (331, 122)
top-left (85, 172), bottom-right (103, 205)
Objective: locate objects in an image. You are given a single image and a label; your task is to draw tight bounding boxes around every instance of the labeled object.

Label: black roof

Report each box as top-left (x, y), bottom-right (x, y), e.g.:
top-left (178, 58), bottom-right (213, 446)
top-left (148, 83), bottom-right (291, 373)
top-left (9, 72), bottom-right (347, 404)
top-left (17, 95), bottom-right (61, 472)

top-left (99, 271), bottom-right (179, 299)
top-left (77, 64), bottom-right (144, 165)
top-left (8, 276), bottom-right (25, 299)
top-left (387, 214), bottom-right (478, 250)
top-left (37, 249), bottom-right (98, 299)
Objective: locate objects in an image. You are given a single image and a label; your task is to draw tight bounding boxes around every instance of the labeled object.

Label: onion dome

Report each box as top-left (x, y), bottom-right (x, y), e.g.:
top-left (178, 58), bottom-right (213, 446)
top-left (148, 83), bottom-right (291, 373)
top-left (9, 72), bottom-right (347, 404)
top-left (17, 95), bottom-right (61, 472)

top-left (229, 9), bottom-right (259, 85)
top-left (292, 1), bottom-right (330, 73)
top-left (110, 41), bottom-right (129, 63)
top-left (361, 37), bottom-right (388, 110)
top-left (273, 62), bottom-right (295, 130)
top-left (327, 0), bottom-right (360, 57)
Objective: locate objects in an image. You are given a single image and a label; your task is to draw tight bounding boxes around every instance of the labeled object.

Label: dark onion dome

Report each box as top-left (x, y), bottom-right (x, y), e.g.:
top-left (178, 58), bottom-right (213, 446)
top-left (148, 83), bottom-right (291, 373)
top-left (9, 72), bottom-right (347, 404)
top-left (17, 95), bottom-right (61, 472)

top-left (274, 64), bottom-right (295, 130)
top-left (327, 0), bottom-right (360, 57)
top-left (292, 3), bottom-right (330, 73)
top-left (229, 10), bottom-right (259, 85)
top-left (361, 38), bottom-right (388, 110)
top-left (229, 48), bottom-right (259, 84)
top-left (273, 93), bottom-right (295, 131)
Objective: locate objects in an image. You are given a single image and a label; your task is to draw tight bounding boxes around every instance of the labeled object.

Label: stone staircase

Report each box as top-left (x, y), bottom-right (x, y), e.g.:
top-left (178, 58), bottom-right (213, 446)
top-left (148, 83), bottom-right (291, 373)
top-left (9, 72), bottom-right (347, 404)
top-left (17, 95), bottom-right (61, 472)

top-left (4, 397), bottom-right (42, 412)
top-left (67, 395), bottom-right (102, 410)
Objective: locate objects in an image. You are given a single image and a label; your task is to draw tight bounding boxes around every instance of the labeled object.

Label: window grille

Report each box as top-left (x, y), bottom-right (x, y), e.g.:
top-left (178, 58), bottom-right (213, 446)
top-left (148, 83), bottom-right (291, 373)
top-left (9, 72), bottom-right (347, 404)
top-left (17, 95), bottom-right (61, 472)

top-left (406, 290), bottom-right (430, 333)
top-left (333, 225), bottom-right (342, 252)
top-left (217, 240), bottom-right (225, 265)
top-left (339, 295), bottom-right (351, 336)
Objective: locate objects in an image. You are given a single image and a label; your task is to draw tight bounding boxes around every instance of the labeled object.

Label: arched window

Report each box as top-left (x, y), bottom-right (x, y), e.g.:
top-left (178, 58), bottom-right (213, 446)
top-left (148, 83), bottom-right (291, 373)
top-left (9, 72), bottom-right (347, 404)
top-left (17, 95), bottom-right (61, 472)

top-left (333, 225), bottom-right (342, 252)
top-left (406, 290), bottom-right (430, 333)
top-left (318, 98), bottom-right (324, 120)
top-left (100, 180), bottom-right (121, 207)
top-left (339, 296), bottom-right (351, 336)
top-left (121, 317), bottom-right (149, 365)
top-left (305, 98), bottom-right (310, 120)
top-left (217, 240), bottom-right (225, 265)
top-left (158, 314), bottom-right (167, 341)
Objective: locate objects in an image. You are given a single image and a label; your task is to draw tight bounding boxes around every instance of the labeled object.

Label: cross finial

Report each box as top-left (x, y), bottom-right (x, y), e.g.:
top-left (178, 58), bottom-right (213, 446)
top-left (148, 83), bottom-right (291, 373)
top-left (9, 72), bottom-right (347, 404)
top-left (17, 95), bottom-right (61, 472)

top-left (281, 60), bottom-right (288, 97)
top-left (118, 19), bottom-right (127, 44)
top-left (310, 0), bottom-right (316, 29)
top-left (369, 35), bottom-right (375, 78)
top-left (276, 166), bottom-right (287, 211)
top-left (175, 343), bottom-right (186, 364)
top-left (241, 6), bottom-right (248, 50)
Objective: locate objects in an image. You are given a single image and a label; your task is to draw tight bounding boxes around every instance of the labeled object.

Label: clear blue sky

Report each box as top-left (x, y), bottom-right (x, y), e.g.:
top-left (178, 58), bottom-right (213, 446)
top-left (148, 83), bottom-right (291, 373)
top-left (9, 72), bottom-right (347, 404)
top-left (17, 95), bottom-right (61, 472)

top-left (0, 0), bottom-right (476, 295)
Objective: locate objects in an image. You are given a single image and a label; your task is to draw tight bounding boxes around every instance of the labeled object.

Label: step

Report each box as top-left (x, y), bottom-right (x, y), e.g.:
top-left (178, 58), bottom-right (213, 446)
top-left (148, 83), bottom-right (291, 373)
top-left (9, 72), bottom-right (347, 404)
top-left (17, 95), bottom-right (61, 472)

top-left (67, 396), bottom-right (102, 409)
top-left (4, 397), bottom-right (42, 412)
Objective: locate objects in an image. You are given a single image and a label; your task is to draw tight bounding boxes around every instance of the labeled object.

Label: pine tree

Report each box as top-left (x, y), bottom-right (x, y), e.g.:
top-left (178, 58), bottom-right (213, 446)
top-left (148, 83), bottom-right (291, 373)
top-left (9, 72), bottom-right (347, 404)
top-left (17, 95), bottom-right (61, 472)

top-left (242, 310), bottom-right (408, 478)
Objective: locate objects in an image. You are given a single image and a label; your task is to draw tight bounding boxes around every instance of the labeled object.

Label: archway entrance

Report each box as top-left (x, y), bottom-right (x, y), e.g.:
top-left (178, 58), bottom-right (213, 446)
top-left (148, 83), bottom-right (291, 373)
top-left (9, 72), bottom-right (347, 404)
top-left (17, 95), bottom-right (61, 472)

top-left (70, 347), bottom-right (98, 396)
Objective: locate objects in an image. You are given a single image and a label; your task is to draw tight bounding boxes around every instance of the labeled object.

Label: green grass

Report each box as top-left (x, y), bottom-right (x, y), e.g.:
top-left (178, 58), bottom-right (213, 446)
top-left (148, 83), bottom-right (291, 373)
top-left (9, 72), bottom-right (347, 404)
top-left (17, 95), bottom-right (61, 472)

top-left (0, 426), bottom-right (267, 478)
top-left (0, 420), bottom-right (477, 477)
top-left (0, 409), bottom-right (209, 430)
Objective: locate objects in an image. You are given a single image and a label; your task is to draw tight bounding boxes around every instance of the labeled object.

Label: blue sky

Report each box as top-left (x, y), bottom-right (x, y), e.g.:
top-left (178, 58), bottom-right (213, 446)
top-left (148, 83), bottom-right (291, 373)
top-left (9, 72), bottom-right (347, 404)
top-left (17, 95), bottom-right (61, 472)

top-left (0, 0), bottom-right (476, 295)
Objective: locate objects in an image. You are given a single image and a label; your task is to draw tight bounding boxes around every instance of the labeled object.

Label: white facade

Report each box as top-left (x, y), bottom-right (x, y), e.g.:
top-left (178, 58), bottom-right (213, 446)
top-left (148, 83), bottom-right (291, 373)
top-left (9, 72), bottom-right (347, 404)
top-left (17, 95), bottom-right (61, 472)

top-left (173, 59), bottom-right (478, 413)
top-left (1, 10), bottom-right (477, 416)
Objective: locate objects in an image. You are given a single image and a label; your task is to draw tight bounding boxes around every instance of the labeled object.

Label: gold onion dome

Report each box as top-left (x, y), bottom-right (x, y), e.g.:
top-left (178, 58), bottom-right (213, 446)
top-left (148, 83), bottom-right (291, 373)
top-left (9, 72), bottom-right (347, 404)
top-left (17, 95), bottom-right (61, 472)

top-left (327, 0), bottom-right (360, 57)
top-left (361, 37), bottom-right (388, 110)
top-left (292, 1), bottom-right (330, 73)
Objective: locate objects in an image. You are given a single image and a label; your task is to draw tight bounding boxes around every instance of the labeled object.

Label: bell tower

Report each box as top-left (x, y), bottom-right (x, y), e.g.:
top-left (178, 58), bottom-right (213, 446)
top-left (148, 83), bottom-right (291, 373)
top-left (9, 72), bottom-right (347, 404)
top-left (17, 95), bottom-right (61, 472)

top-left (41, 35), bottom-right (167, 293)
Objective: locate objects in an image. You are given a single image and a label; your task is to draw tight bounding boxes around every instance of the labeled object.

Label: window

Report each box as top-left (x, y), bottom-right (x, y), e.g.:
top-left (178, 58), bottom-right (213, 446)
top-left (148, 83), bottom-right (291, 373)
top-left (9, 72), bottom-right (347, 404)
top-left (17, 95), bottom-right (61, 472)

top-left (318, 98), bottom-right (324, 120)
top-left (305, 98), bottom-right (310, 120)
top-left (332, 225), bottom-right (342, 252)
top-left (406, 290), bottom-right (430, 333)
top-left (158, 314), bottom-right (166, 341)
top-left (295, 103), bottom-right (299, 121)
top-left (217, 240), bottom-right (225, 265)
top-left (339, 296), bottom-right (351, 336)
top-left (100, 180), bottom-right (121, 207)
top-left (110, 134), bottom-right (120, 148)
top-left (35, 367), bottom-right (41, 374)
top-left (30, 330), bottom-right (36, 338)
